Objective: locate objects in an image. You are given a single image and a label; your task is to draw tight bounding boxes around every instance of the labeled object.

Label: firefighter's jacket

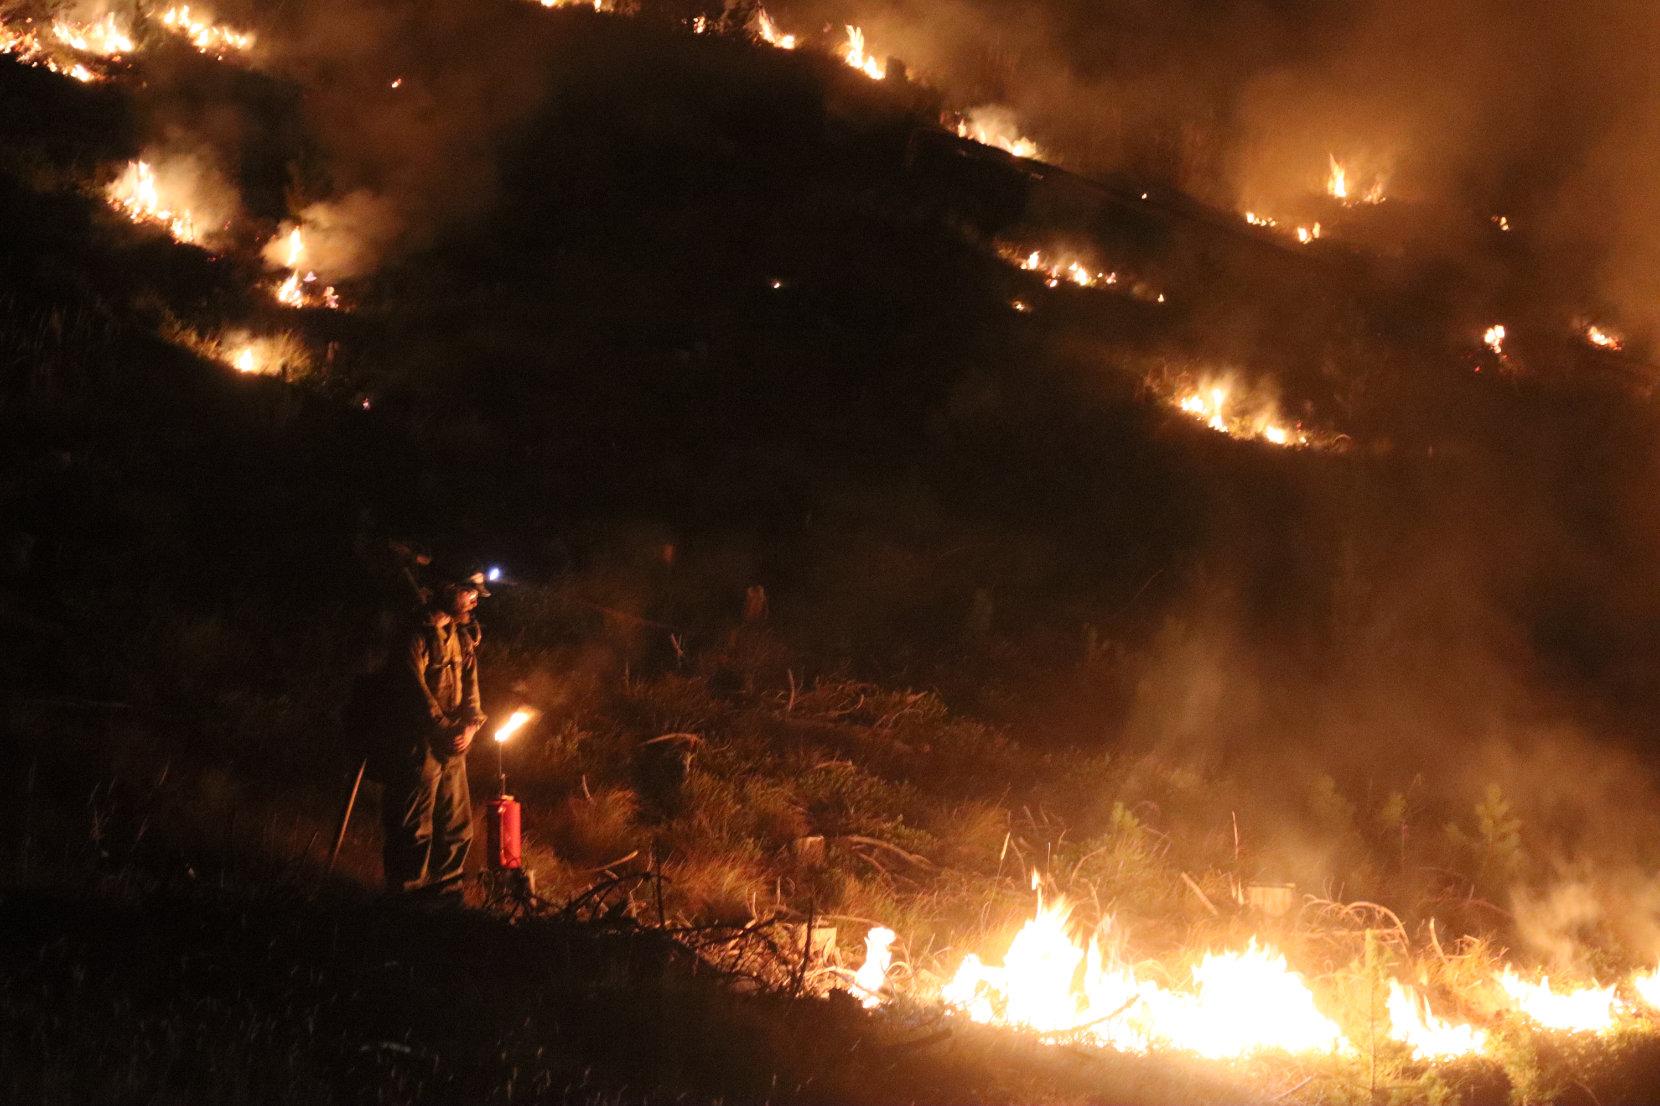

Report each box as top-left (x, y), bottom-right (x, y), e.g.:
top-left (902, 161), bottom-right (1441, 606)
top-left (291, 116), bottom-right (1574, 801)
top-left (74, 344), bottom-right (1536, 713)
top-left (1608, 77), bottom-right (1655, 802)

top-left (402, 614), bottom-right (482, 744)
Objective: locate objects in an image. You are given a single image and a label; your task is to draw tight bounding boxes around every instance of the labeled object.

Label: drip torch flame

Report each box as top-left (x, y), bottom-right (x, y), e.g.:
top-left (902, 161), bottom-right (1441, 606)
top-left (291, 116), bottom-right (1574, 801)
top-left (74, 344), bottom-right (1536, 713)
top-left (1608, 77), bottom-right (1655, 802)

top-left (1483, 324), bottom-right (1507, 356)
top-left (495, 708), bottom-right (535, 744)
top-left (850, 927), bottom-right (896, 1008)
top-left (841, 25), bottom-right (885, 80)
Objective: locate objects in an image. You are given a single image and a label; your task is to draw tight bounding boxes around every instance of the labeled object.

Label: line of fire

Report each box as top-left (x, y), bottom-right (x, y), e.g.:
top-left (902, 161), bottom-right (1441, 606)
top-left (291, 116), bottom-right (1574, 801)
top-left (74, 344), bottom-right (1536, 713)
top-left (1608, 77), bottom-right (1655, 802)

top-left (8, 0), bottom-right (1660, 1102)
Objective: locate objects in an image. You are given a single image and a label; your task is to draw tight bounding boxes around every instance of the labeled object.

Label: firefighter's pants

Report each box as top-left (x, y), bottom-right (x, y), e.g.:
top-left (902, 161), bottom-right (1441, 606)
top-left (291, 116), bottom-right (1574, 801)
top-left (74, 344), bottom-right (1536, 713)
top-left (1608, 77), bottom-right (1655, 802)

top-left (381, 745), bottom-right (472, 896)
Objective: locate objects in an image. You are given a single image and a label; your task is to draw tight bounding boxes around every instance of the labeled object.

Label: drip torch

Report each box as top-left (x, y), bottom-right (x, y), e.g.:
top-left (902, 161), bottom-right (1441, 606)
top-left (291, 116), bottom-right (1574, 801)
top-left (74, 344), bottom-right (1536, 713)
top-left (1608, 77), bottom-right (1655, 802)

top-left (486, 708), bottom-right (537, 879)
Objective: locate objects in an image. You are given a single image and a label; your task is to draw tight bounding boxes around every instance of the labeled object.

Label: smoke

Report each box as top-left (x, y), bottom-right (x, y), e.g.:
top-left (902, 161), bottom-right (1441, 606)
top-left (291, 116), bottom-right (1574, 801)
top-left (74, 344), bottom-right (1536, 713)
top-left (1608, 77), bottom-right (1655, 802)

top-left (259, 192), bottom-right (402, 280)
top-left (784, 0), bottom-right (1660, 330)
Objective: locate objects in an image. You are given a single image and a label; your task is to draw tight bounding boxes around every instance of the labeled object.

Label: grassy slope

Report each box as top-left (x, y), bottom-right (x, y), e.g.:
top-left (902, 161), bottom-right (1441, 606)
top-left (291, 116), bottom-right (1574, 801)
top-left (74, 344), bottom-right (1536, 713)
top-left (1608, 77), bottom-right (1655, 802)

top-left (9, 4), bottom-right (1660, 1103)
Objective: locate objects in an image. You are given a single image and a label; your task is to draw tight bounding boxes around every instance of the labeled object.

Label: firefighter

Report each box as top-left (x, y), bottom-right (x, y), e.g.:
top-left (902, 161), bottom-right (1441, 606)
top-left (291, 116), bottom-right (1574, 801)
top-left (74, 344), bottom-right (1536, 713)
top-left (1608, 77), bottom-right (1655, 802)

top-left (380, 564), bottom-right (490, 900)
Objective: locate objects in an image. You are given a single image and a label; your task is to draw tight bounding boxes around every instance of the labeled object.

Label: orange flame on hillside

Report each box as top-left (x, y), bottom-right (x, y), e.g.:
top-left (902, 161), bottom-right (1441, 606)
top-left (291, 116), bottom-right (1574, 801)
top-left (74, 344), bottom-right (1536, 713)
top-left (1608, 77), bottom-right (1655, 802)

top-left (840, 25), bottom-right (884, 80)
top-left (158, 6), bottom-right (254, 55)
top-left (1483, 324), bottom-right (1507, 356)
top-left (954, 108), bottom-right (1041, 160)
top-left (1172, 379), bottom-right (1311, 448)
top-left (1585, 324), bottom-right (1623, 350)
top-left (52, 12), bottom-right (134, 57)
top-left (753, 9), bottom-right (797, 49)
top-left (2, 15), bottom-right (100, 80)
top-left (268, 227), bottom-right (341, 310)
top-left (1327, 156), bottom-right (1385, 205)
top-left (106, 160), bottom-right (201, 244)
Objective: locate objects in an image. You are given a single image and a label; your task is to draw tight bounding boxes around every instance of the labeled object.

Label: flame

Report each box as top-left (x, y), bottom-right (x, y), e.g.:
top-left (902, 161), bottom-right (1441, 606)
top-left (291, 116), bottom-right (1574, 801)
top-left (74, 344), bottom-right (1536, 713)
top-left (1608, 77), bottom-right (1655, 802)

top-left (1295, 222), bottom-right (1321, 244)
top-left (1327, 156), bottom-right (1386, 205)
top-left (1386, 981), bottom-right (1489, 1060)
top-left (1495, 968), bottom-right (1621, 1033)
top-left (1172, 380), bottom-right (1309, 447)
top-left (494, 708), bottom-right (536, 743)
top-left (106, 160), bottom-right (200, 244)
top-left (1244, 211), bottom-right (1277, 228)
top-left (850, 927), bottom-right (896, 1008)
top-left (941, 885), bottom-right (1349, 1058)
top-left (1632, 965), bottom-right (1660, 1010)
top-left (1492, 214), bottom-right (1512, 232)
top-left (268, 228), bottom-right (341, 310)
top-left (954, 108), bottom-right (1041, 160)
top-left (158, 6), bottom-right (254, 55)
top-left (1012, 248), bottom-right (1112, 289)
top-left (754, 9), bottom-right (797, 50)
top-left (52, 13), bottom-right (134, 57)
top-left (204, 331), bottom-right (306, 377)
top-left (840, 25), bottom-right (884, 80)
top-left (2, 15), bottom-right (101, 80)
top-left (1483, 324), bottom-right (1507, 356)
top-left (1585, 324), bottom-right (1623, 350)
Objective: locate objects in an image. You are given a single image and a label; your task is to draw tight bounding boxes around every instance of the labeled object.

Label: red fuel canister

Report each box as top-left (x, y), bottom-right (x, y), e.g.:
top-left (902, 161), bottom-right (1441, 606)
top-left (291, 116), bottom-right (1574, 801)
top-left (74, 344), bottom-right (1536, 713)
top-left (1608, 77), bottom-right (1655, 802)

top-left (486, 795), bottom-right (522, 870)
